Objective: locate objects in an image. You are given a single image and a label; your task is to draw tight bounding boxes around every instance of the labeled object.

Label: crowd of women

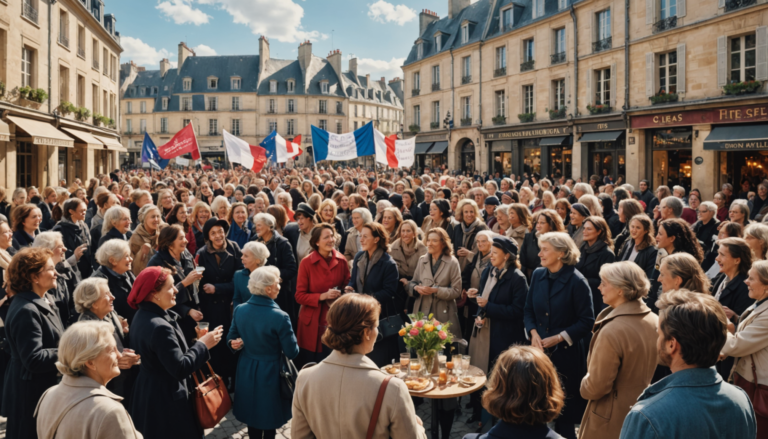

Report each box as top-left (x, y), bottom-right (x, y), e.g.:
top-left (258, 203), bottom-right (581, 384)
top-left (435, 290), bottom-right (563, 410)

top-left (0, 167), bottom-right (765, 439)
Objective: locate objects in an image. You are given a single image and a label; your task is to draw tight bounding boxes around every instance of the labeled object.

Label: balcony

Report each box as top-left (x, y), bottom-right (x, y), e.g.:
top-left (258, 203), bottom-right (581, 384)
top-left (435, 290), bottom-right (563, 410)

top-left (319, 108), bottom-right (327, 114)
top-left (551, 52), bottom-right (566, 65)
top-left (58, 34), bottom-right (69, 48)
top-left (461, 118), bottom-right (472, 126)
top-left (77, 46), bottom-right (86, 59)
top-left (430, 122), bottom-right (440, 129)
top-left (492, 115), bottom-right (506, 125)
top-left (208, 132), bottom-right (220, 136)
top-left (520, 60), bottom-right (535, 72)
top-left (22, 1), bottom-right (38, 24)
top-left (160, 129), bottom-right (168, 134)
top-left (592, 36), bottom-right (612, 53)
top-left (432, 83), bottom-right (440, 92)
top-left (726, 0), bottom-right (756, 11)
top-left (231, 131), bottom-right (241, 136)
top-left (494, 67), bottom-right (506, 78)
top-left (653, 16), bottom-right (677, 33)
top-left (123, 131), bottom-right (133, 135)
top-left (268, 109), bottom-right (276, 114)
top-left (412, 89), bottom-right (420, 96)
top-left (461, 75), bottom-right (471, 84)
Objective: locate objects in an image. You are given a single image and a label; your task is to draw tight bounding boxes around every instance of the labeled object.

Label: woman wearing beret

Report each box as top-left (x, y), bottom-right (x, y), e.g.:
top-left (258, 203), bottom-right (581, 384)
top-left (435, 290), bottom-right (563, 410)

top-left (128, 266), bottom-right (223, 439)
top-left (420, 199), bottom-right (455, 238)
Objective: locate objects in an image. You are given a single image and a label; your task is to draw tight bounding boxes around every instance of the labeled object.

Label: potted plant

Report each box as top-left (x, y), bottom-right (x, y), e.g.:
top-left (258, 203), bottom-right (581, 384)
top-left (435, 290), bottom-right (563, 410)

top-left (107, 118), bottom-right (116, 129)
top-left (461, 117), bottom-right (472, 126)
top-left (586, 103), bottom-right (611, 115)
top-left (492, 115), bottom-right (506, 125)
top-left (0, 81), bottom-right (5, 97)
top-left (518, 112), bottom-right (536, 123)
top-left (723, 80), bottom-right (763, 95)
top-left (58, 101), bottom-right (76, 116)
top-left (409, 124), bottom-right (420, 133)
top-left (399, 312), bottom-right (454, 376)
top-left (430, 122), bottom-right (440, 129)
top-left (547, 107), bottom-right (567, 120)
top-left (74, 107), bottom-right (91, 122)
top-left (18, 86), bottom-right (31, 100)
top-left (649, 90), bottom-right (679, 104)
top-left (93, 113), bottom-right (104, 126)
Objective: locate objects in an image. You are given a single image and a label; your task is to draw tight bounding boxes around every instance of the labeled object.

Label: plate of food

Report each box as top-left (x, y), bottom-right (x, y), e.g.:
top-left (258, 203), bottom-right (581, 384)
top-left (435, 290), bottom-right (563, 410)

top-left (381, 365), bottom-right (405, 377)
top-left (458, 376), bottom-right (477, 387)
top-left (404, 377), bottom-right (434, 393)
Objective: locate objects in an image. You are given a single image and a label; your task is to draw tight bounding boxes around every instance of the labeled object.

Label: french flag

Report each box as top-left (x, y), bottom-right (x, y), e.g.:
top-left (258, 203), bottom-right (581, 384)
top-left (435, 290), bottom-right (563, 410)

top-left (223, 130), bottom-right (267, 172)
top-left (311, 122), bottom-right (375, 162)
top-left (374, 129), bottom-right (416, 168)
top-left (260, 131), bottom-right (302, 163)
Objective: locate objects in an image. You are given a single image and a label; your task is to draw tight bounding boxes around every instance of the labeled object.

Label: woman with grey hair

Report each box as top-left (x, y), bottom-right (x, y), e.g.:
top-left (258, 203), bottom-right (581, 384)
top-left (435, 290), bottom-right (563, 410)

top-left (233, 241), bottom-right (270, 310)
top-left (227, 266), bottom-right (299, 439)
top-left (745, 223), bottom-right (768, 261)
top-left (35, 321), bottom-right (142, 439)
top-left (253, 212), bottom-right (298, 328)
top-left (129, 204), bottom-right (163, 275)
top-left (74, 279), bottom-right (140, 405)
top-left (343, 207), bottom-right (372, 263)
top-left (98, 206), bottom-right (133, 249)
top-left (92, 239), bottom-right (138, 324)
top-left (33, 231), bottom-right (84, 326)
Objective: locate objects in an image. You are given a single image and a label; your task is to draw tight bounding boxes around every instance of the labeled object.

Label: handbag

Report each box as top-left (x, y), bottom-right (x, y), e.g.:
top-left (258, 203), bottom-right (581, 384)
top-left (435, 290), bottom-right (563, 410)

top-left (378, 297), bottom-right (405, 339)
top-left (366, 376), bottom-right (392, 439)
top-left (732, 355), bottom-right (768, 418)
top-left (279, 353), bottom-right (300, 400)
top-left (192, 362), bottom-right (232, 429)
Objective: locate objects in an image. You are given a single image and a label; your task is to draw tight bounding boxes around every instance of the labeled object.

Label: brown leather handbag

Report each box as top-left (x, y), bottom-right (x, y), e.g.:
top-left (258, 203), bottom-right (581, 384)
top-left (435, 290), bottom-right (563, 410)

top-left (733, 355), bottom-right (768, 418)
top-left (366, 376), bottom-right (393, 439)
top-left (192, 362), bottom-right (232, 429)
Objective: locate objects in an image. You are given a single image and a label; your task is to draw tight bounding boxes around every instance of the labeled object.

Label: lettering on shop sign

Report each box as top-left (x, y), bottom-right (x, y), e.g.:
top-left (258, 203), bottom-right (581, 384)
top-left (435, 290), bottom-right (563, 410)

top-left (30, 137), bottom-right (74, 147)
top-left (652, 114), bottom-right (684, 124)
top-left (718, 106), bottom-right (768, 121)
top-left (719, 140), bottom-right (768, 150)
top-left (484, 126), bottom-right (571, 140)
top-left (631, 104), bottom-right (768, 129)
top-left (577, 120), bottom-right (626, 132)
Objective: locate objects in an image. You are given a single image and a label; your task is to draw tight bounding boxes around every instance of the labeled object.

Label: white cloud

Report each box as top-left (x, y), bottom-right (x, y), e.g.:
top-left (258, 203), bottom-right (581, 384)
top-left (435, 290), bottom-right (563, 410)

top-left (195, 0), bottom-right (327, 43)
top-left (355, 57), bottom-right (406, 81)
top-left (121, 36), bottom-right (173, 67)
top-left (367, 1), bottom-right (417, 26)
top-left (156, 0), bottom-right (211, 25)
top-left (193, 44), bottom-right (217, 56)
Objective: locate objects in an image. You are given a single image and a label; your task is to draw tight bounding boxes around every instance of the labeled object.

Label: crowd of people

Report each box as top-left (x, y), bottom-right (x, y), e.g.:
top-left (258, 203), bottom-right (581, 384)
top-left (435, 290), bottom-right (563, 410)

top-left (0, 166), bottom-right (764, 439)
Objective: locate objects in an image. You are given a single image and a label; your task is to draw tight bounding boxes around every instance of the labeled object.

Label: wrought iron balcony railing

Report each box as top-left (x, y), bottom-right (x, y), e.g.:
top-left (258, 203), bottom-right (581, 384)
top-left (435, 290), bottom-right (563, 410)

top-left (520, 60), bottom-right (535, 72)
top-left (494, 67), bottom-right (506, 77)
top-left (58, 34), bottom-right (69, 48)
top-left (653, 16), bottom-right (677, 33)
top-left (726, 0), bottom-right (756, 11)
top-left (412, 89), bottom-right (420, 96)
top-left (461, 75), bottom-right (471, 84)
top-left (77, 46), bottom-right (86, 59)
top-left (432, 83), bottom-right (440, 91)
top-left (593, 36), bottom-right (612, 53)
top-left (22, 1), bottom-right (38, 23)
top-left (551, 52), bottom-right (566, 65)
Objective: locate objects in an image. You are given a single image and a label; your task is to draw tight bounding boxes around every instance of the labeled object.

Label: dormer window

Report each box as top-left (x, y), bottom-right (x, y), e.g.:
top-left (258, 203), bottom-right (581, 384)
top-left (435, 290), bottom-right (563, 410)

top-left (183, 78), bottom-right (191, 91)
top-left (162, 98), bottom-right (168, 110)
top-left (139, 88), bottom-right (145, 96)
top-left (435, 35), bottom-right (442, 52)
top-left (417, 42), bottom-right (424, 59)
top-left (208, 77), bottom-right (218, 89)
top-left (152, 87), bottom-right (158, 95)
top-left (287, 80), bottom-right (295, 93)
top-left (231, 77), bottom-right (241, 90)
top-left (461, 24), bottom-right (469, 43)
top-left (269, 80), bottom-right (277, 93)
top-left (320, 81), bottom-right (329, 94)
top-left (501, 7), bottom-right (513, 31)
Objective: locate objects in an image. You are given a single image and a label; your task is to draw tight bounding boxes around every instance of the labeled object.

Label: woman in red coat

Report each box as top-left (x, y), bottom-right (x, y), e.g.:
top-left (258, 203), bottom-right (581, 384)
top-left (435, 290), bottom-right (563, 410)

top-left (294, 223), bottom-right (350, 368)
top-left (166, 203), bottom-right (197, 255)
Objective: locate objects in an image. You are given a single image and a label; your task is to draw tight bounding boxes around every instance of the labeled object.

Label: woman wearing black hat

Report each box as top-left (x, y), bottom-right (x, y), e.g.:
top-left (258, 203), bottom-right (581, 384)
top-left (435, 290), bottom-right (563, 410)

top-left (465, 236), bottom-right (529, 425)
top-left (568, 203), bottom-right (590, 248)
top-left (195, 218), bottom-right (244, 390)
top-left (574, 216), bottom-right (616, 314)
top-left (421, 199), bottom-right (455, 238)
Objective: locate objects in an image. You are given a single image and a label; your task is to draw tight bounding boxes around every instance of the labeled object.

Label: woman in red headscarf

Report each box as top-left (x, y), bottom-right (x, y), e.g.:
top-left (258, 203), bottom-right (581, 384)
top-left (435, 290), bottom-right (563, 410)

top-left (127, 266), bottom-right (224, 439)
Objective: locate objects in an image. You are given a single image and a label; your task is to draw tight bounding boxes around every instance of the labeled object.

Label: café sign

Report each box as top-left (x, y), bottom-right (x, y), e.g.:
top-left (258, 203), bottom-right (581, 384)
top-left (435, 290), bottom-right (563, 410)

top-left (19, 136), bottom-right (74, 148)
top-left (631, 104), bottom-right (768, 129)
top-left (484, 126), bottom-right (571, 140)
top-left (713, 140), bottom-right (768, 150)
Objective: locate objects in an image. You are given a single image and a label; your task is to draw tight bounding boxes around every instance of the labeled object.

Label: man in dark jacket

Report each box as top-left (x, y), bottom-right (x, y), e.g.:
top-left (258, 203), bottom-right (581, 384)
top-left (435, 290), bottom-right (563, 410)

top-left (638, 180), bottom-right (656, 214)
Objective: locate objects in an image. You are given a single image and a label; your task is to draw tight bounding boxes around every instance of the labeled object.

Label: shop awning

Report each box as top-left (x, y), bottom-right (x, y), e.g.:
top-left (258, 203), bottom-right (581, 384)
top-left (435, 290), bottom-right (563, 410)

top-left (578, 131), bottom-right (624, 143)
top-left (415, 142), bottom-right (434, 155)
top-left (7, 116), bottom-right (74, 147)
top-left (428, 141), bottom-right (449, 155)
top-left (704, 124), bottom-right (768, 150)
top-left (539, 136), bottom-right (569, 146)
top-left (93, 134), bottom-right (127, 152)
top-left (61, 128), bottom-right (103, 149)
top-left (0, 120), bottom-right (10, 142)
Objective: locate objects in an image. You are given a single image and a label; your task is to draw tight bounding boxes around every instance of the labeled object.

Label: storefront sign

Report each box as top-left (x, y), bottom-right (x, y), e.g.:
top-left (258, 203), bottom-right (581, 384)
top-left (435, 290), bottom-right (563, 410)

top-left (711, 140), bottom-right (768, 150)
top-left (695, 156), bottom-right (704, 165)
top-left (0, 134), bottom-right (9, 142)
top-left (484, 126), bottom-right (571, 140)
top-left (576, 120), bottom-right (626, 132)
top-left (415, 134), bottom-right (447, 143)
top-left (631, 104), bottom-right (768, 129)
top-left (19, 136), bottom-right (75, 148)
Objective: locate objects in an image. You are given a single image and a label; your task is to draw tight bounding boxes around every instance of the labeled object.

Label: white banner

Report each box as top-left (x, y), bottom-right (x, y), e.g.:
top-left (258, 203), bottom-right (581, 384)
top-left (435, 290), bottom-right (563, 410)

top-left (176, 157), bottom-right (189, 166)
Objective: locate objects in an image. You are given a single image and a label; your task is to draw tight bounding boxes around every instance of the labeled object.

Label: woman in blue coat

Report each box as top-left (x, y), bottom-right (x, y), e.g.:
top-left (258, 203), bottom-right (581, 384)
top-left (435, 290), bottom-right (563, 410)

top-left (523, 232), bottom-right (595, 439)
top-left (228, 266), bottom-right (299, 439)
top-left (345, 222), bottom-right (399, 367)
top-left (252, 213), bottom-right (299, 328)
top-left (232, 241), bottom-right (269, 309)
top-left (128, 266), bottom-right (223, 439)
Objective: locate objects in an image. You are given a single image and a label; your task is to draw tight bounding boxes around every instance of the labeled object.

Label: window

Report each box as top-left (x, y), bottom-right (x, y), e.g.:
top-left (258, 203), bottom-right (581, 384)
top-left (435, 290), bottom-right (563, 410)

top-left (319, 100), bottom-right (327, 114)
top-left (555, 28), bottom-right (566, 55)
top-left (533, 0), bottom-right (545, 18)
top-left (432, 65), bottom-right (440, 87)
top-left (495, 90), bottom-right (506, 116)
top-left (92, 84), bottom-right (99, 113)
top-left (270, 80), bottom-right (277, 93)
top-left (183, 78), bottom-right (191, 91)
top-left (76, 75), bottom-right (85, 107)
top-left (140, 119), bottom-right (147, 134)
top-left (208, 78), bottom-right (218, 89)
top-left (126, 102), bottom-right (132, 114)
top-left (152, 87), bottom-right (158, 95)
top-left (110, 93), bottom-right (116, 119)
top-left (559, 0), bottom-right (568, 10)
top-left (660, 0), bottom-right (677, 19)
top-left (321, 82), bottom-right (329, 94)
top-left (595, 68), bottom-right (611, 105)
top-left (496, 46), bottom-right (507, 69)
top-left (413, 105), bottom-right (420, 126)
top-left (160, 118), bottom-right (168, 133)
top-left (417, 43), bottom-right (424, 59)
top-left (730, 34), bottom-right (757, 83)
top-left (336, 101), bottom-right (343, 114)
top-left (462, 96), bottom-right (471, 119)
top-left (354, 105), bottom-right (358, 117)
top-left (523, 39), bottom-right (535, 62)
top-left (77, 26), bottom-right (85, 58)
top-left (523, 86), bottom-right (534, 114)
top-left (659, 51), bottom-right (678, 93)
top-left (140, 102), bottom-right (146, 113)
top-left (337, 121), bottom-right (342, 134)
top-left (413, 72), bottom-right (421, 90)
top-left (162, 98), bottom-right (169, 110)
top-left (288, 99), bottom-right (295, 113)
top-left (21, 47), bottom-right (32, 87)
top-left (286, 120), bottom-right (295, 136)
top-left (92, 39), bottom-right (99, 70)
top-left (462, 56), bottom-right (471, 82)
top-left (17, 142), bottom-right (31, 189)
top-left (208, 97), bottom-right (218, 111)
top-left (553, 79), bottom-right (566, 110)
top-left (231, 77), bottom-right (241, 90)
top-left (269, 99), bottom-right (276, 113)
top-left (232, 96), bottom-right (240, 111)
top-left (461, 25), bottom-right (469, 43)
top-left (103, 48), bottom-right (108, 75)
top-left (126, 119), bottom-right (132, 133)
top-left (59, 11), bottom-right (69, 47)
top-left (287, 80), bottom-right (295, 93)
top-left (354, 121), bottom-right (359, 130)
top-left (209, 120), bottom-right (218, 135)
top-left (269, 120), bottom-right (277, 132)
top-left (432, 101), bottom-right (440, 124)
top-left (319, 120), bottom-right (327, 130)
top-left (111, 55), bottom-right (117, 81)
top-left (501, 7), bottom-right (513, 31)
top-left (182, 97), bottom-right (192, 111)
top-left (139, 87), bottom-right (146, 96)
top-left (232, 119), bottom-right (241, 136)
top-left (183, 119), bottom-right (191, 127)
top-left (598, 9), bottom-right (611, 41)
top-left (435, 35), bottom-right (442, 52)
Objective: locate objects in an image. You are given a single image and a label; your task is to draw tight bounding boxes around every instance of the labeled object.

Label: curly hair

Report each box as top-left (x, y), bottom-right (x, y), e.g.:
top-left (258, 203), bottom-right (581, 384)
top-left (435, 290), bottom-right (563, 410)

top-left (659, 218), bottom-right (704, 263)
top-left (7, 247), bottom-right (53, 296)
top-left (322, 293), bottom-right (381, 354)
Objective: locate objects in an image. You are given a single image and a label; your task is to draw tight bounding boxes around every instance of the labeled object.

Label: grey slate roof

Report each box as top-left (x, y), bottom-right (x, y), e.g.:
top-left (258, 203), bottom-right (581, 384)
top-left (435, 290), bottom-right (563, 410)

top-left (174, 55), bottom-right (260, 94)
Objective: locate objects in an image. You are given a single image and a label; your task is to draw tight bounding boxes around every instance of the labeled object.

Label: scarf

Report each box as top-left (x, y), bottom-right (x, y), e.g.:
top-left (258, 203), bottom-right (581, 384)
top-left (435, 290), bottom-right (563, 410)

top-left (582, 239), bottom-right (607, 255)
top-left (356, 248), bottom-right (384, 293)
top-left (399, 238), bottom-right (418, 257)
top-left (0, 248), bottom-right (11, 270)
top-left (461, 219), bottom-right (481, 249)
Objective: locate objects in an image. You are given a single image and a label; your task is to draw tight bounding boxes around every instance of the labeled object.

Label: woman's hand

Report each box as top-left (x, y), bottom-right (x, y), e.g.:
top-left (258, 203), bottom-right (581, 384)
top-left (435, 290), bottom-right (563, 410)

top-left (400, 278), bottom-right (409, 286)
top-left (320, 289), bottom-right (341, 301)
top-left (722, 306), bottom-right (736, 320)
top-left (230, 338), bottom-right (244, 350)
top-left (118, 349), bottom-right (141, 369)
top-left (188, 309), bottom-right (204, 322)
top-left (74, 244), bottom-right (88, 261)
top-left (466, 288), bottom-right (479, 299)
top-left (141, 243), bottom-right (152, 256)
top-left (203, 284), bottom-right (216, 294)
top-left (476, 297), bottom-right (488, 307)
top-left (727, 321), bottom-right (736, 334)
top-left (456, 247), bottom-right (469, 257)
top-left (344, 286), bottom-right (355, 294)
top-left (119, 316), bottom-right (130, 334)
top-left (182, 269), bottom-right (203, 287)
top-left (541, 335), bottom-right (561, 348)
top-left (414, 286), bottom-right (437, 296)
top-left (474, 317), bottom-right (486, 327)
top-left (530, 330), bottom-right (543, 351)
top-left (199, 326), bottom-right (224, 350)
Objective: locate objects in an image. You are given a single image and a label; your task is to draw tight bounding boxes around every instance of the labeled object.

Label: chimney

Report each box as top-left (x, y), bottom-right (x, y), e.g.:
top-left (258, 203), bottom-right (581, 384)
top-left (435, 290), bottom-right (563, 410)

top-left (366, 74), bottom-right (371, 88)
top-left (349, 57), bottom-right (358, 78)
top-left (380, 77), bottom-right (386, 86)
top-left (419, 9), bottom-right (439, 37)
top-left (178, 42), bottom-right (195, 69)
top-left (327, 49), bottom-right (342, 81)
top-left (448, 0), bottom-right (470, 19)
top-left (258, 35), bottom-right (270, 74)
top-left (159, 58), bottom-right (171, 77)
top-left (298, 40), bottom-right (312, 72)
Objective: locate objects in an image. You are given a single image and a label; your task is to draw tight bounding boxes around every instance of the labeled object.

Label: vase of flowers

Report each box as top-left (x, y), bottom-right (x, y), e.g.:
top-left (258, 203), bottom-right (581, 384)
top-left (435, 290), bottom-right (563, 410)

top-left (399, 312), bottom-right (454, 376)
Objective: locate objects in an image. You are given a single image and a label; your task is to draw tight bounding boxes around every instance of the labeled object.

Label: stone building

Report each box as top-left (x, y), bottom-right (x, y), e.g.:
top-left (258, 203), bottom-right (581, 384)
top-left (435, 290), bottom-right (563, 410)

top-left (403, 0), bottom-right (768, 197)
top-left (121, 38), bottom-right (404, 169)
top-left (0, 0), bottom-right (122, 191)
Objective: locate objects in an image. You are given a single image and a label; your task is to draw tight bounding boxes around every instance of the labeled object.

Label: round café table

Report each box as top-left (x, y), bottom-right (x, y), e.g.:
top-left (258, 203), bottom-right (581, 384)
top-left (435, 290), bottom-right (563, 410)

top-left (407, 365), bottom-right (486, 439)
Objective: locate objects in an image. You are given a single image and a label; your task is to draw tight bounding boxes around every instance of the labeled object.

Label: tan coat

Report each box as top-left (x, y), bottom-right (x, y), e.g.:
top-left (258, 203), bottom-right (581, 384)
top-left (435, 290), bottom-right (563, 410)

top-left (723, 300), bottom-right (768, 385)
top-left (35, 375), bottom-right (142, 439)
top-left (406, 254), bottom-right (462, 337)
top-left (508, 225), bottom-right (528, 249)
top-left (291, 351), bottom-right (426, 439)
top-left (390, 239), bottom-right (428, 279)
top-left (579, 300), bottom-right (659, 439)
top-left (344, 227), bottom-right (361, 263)
top-left (129, 223), bottom-right (162, 275)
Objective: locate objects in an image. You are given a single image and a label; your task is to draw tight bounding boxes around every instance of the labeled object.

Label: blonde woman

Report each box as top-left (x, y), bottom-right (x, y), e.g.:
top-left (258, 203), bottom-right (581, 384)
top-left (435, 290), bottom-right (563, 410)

top-left (317, 198), bottom-right (345, 249)
top-left (391, 220), bottom-right (427, 292)
top-left (210, 195), bottom-right (231, 221)
top-left (745, 223), bottom-right (768, 261)
top-left (450, 199), bottom-right (489, 271)
top-left (578, 194), bottom-right (603, 217)
top-left (380, 207), bottom-right (403, 242)
top-left (129, 204), bottom-right (163, 275)
top-left (190, 202), bottom-right (212, 251)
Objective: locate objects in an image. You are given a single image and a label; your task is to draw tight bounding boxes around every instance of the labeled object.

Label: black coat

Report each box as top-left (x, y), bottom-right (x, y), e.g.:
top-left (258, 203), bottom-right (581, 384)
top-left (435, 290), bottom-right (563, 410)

top-left (418, 201), bottom-right (430, 224)
top-left (52, 220), bottom-right (93, 278)
top-left (91, 266), bottom-right (137, 324)
top-left (711, 272), bottom-right (752, 381)
top-left (693, 218), bottom-right (720, 257)
top-left (85, 199), bottom-right (97, 228)
top-left (476, 266), bottom-right (529, 366)
top-left (613, 225), bottom-right (629, 254)
top-left (129, 202), bottom-right (140, 231)
top-left (523, 265), bottom-right (594, 424)
top-left (49, 260), bottom-right (79, 328)
top-left (283, 222), bottom-right (302, 264)
top-left (130, 302), bottom-right (209, 439)
top-left (38, 201), bottom-right (55, 231)
top-left (2, 292), bottom-right (64, 438)
top-left (97, 226), bottom-right (132, 249)
top-left (463, 420), bottom-right (561, 439)
top-left (519, 232), bottom-right (540, 278)
top-left (617, 240), bottom-right (658, 278)
top-left (405, 204), bottom-right (424, 228)
top-left (604, 210), bottom-right (623, 239)
top-left (147, 249), bottom-right (200, 342)
top-left (638, 190), bottom-right (655, 214)
top-left (192, 223), bottom-right (205, 253)
top-left (449, 220), bottom-right (488, 256)
top-left (11, 229), bottom-right (37, 251)
top-left (575, 241), bottom-right (616, 314)
top-left (259, 233), bottom-right (298, 327)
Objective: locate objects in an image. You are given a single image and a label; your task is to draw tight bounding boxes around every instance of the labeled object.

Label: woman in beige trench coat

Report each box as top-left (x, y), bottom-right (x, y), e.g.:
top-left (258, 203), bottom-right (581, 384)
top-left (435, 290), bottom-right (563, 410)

top-left (579, 261), bottom-right (659, 439)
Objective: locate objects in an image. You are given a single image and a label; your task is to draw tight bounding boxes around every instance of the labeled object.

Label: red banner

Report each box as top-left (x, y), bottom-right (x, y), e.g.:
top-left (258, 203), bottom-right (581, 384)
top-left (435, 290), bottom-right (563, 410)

top-left (158, 124), bottom-right (200, 160)
top-left (249, 145), bottom-right (268, 173)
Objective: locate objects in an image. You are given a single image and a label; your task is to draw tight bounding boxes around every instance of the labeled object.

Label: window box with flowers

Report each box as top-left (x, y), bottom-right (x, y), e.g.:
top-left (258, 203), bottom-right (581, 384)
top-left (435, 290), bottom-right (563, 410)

top-left (409, 124), bottom-right (421, 133)
top-left (58, 101), bottom-right (76, 116)
top-left (518, 112), bottom-right (536, 123)
top-left (492, 115), bottom-right (506, 125)
top-left (461, 118), bottom-right (472, 126)
top-left (74, 107), bottom-right (91, 122)
top-left (723, 80), bottom-right (763, 96)
top-left (586, 103), bottom-right (611, 115)
top-left (430, 122), bottom-right (440, 129)
top-left (649, 90), bottom-right (679, 105)
top-left (547, 107), bottom-right (567, 120)
top-left (17, 87), bottom-right (48, 109)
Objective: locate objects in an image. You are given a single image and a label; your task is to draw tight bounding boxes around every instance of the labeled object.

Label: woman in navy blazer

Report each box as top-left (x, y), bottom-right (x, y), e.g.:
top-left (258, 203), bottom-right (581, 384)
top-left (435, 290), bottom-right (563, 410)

top-left (345, 222), bottom-right (400, 367)
top-left (523, 232), bottom-right (594, 439)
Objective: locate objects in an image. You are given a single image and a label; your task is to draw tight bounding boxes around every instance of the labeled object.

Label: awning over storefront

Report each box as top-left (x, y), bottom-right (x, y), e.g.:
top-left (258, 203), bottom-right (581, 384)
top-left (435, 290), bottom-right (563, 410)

top-left (415, 142), bottom-right (434, 155)
top-left (539, 136), bottom-right (569, 146)
top-left (703, 124), bottom-right (768, 150)
top-left (93, 135), bottom-right (127, 152)
top-left (578, 131), bottom-right (624, 143)
top-left (0, 120), bottom-right (10, 142)
top-left (428, 141), bottom-right (449, 155)
top-left (61, 128), bottom-right (103, 149)
top-left (7, 116), bottom-right (74, 148)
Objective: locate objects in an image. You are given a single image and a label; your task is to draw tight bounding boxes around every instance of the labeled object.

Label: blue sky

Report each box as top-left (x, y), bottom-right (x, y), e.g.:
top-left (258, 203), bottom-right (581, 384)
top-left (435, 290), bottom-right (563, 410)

top-left (109, 0), bottom-right (469, 80)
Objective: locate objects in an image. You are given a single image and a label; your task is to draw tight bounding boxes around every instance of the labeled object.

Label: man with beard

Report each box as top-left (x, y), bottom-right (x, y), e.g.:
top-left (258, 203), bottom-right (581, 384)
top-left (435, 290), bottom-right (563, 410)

top-left (619, 290), bottom-right (756, 439)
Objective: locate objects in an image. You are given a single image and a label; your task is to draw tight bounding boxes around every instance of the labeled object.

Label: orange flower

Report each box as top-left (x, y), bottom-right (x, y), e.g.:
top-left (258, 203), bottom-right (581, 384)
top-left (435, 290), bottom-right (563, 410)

top-left (424, 324), bottom-right (435, 332)
top-left (399, 328), bottom-right (407, 336)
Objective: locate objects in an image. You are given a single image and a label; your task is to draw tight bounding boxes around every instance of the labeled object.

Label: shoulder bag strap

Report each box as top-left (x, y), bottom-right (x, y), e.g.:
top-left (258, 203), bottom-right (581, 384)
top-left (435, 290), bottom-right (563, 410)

top-left (752, 354), bottom-right (758, 387)
top-left (366, 376), bottom-right (393, 439)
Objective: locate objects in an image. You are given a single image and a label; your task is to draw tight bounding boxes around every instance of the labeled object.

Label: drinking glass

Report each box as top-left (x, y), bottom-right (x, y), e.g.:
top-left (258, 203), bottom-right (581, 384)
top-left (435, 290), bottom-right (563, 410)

top-left (462, 355), bottom-right (471, 377)
top-left (409, 358), bottom-right (421, 377)
top-left (454, 354), bottom-right (463, 375)
top-left (400, 353), bottom-right (411, 372)
top-left (438, 350), bottom-right (446, 369)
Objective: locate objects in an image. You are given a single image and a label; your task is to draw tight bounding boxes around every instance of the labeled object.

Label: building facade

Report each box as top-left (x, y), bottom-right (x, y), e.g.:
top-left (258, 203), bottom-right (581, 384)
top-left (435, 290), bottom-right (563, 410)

top-left (403, 0), bottom-right (768, 197)
top-left (121, 38), bottom-right (404, 169)
top-left (0, 0), bottom-right (122, 191)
